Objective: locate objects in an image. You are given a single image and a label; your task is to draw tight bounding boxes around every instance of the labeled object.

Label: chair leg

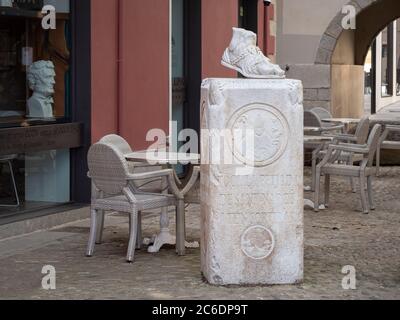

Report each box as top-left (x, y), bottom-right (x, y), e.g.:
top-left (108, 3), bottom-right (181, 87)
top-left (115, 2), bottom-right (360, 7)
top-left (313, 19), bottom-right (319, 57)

top-left (87, 208), bottom-right (98, 257)
top-left (95, 210), bottom-right (105, 244)
top-left (324, 174), bottom-right (330, 208)
top-left (127, 209), bottom-right (138, 263)
top-left (359, 175), bottom-right (369, 214)
top-left (311, 151), bottom-right (317, 192)
top-left (314, 168), bottom-right (321, 212)
top-left (367, 176), bottom-right (375, 211)
top-left (176, 199), bottom-right (186, 256)
top-left (136, 211), bottom-right (142, 250)
top-left (376, 146), bottom-right (381, 177)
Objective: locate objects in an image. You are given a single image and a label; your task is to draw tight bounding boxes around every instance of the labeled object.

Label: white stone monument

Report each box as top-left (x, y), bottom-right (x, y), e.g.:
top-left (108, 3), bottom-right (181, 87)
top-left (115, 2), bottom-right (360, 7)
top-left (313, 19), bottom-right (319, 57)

top-left (27, 60), bottom-right (56, 119)
top-left (200, 77), bottom-right (304, 285)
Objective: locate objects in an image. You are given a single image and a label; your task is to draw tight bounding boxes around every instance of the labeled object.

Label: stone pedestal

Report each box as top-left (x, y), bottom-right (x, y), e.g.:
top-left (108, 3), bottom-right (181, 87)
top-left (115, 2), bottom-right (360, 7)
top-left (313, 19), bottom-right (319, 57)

top-left (200, 78), bottom-right (304, 285)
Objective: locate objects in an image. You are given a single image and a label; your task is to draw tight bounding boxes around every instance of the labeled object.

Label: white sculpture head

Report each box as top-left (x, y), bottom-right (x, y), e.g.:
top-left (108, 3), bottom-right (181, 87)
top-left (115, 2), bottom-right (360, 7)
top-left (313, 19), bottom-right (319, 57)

top-left (26, 60), bottom-right (56, 118)
top-left (27, 60), bottom-right (56, 97)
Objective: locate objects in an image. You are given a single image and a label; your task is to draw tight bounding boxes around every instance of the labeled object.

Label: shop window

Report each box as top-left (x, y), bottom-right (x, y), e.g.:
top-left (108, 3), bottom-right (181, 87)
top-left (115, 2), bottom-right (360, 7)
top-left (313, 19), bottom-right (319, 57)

top-left (381, 23), bottom-right (393, 97)
top-left (0, 0), bottom-right (71, 128)
top-left (0, 1), bottom-right (72, 216)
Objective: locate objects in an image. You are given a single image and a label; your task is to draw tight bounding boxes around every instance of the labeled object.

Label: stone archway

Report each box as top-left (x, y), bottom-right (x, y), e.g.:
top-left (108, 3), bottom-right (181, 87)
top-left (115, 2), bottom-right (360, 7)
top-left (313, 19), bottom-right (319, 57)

top-left (313, 0), bottom-right (400, 117)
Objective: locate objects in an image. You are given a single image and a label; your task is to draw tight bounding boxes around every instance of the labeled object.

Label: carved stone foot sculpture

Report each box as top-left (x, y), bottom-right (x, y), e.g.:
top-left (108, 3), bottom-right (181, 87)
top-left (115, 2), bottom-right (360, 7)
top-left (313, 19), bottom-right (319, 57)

top-left (221, 27), bottom-right (285, 79)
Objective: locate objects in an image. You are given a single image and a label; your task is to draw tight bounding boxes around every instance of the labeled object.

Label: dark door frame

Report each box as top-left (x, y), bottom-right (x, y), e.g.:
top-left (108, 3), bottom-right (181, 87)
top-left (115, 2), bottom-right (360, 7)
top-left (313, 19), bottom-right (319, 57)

top-left (371, 40), bottom-right (377, 114)
top-left (183, 0), bottom-right (202, 136)
top-left (70, 0), bottom-right (91, 203)
top-left (239, 0), bottom-right (258, 35)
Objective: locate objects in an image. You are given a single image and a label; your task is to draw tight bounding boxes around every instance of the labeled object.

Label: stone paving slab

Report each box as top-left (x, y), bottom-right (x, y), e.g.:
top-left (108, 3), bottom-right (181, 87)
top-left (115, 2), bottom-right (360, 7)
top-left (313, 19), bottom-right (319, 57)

top-left (0, 168), bottom-right (399, 300)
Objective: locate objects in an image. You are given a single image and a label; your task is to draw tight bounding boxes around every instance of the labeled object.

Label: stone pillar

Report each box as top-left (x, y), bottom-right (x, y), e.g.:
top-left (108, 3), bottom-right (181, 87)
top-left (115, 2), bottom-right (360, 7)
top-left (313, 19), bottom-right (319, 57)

top-left (200, 78), bottom-right (304, 285)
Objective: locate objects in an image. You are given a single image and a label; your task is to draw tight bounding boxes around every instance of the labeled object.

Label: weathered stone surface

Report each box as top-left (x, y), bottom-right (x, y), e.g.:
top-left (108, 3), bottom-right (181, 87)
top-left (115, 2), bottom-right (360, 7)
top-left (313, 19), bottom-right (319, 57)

top-left (315, 47), bottom-right (332, 65)
top-left (286, 64), bottom-right (331, 89)
top-left (319, 34), bottom-right (337, 52)
top-left (200, 78), bottom-right (304, 285)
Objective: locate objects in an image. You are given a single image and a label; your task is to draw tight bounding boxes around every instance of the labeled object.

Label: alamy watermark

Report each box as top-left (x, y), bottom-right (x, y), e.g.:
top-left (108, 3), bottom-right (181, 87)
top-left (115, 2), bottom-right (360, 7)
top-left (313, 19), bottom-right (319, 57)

top-left (42, 5), bottom-right (57, 30)
top-left (342, 265), bottom-right (357, 290)
top-left (41, 265), bottom-right (56, 290)
top-left (341, 5), bottom-right (356, 30)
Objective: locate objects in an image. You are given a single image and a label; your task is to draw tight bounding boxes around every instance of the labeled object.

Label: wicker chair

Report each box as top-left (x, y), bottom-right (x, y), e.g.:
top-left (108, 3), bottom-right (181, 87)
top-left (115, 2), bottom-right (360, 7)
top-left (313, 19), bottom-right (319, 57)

top-left (376, 125), bottom-right (400, 176)
top-left (311, 116), bottom-right (370, 192)
top-left (97, 134), bottom-right (183, 247)
top-left (314, 124), bottom-right (382, 214)
top-left (86, 142), bottom-right (185, 262)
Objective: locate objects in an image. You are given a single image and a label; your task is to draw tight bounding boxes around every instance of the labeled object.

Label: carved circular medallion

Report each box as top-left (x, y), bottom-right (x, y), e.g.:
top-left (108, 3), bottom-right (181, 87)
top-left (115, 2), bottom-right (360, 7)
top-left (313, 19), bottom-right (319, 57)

top-left (241, 225), bottom-right (275, 260)
top-left (228, 103), bottom-right (289, 167)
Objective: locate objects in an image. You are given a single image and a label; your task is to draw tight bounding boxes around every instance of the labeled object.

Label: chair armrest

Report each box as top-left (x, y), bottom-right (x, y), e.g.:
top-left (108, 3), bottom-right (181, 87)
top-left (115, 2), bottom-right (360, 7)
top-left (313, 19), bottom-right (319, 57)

top-left (320, 124), bottom-right (345, 132)
top-left (386, 125), bottom-right (400, 132)
top-left (328, 143), bottom-right (369, 154)
top-left (128, 169), bottom-right (184, 199)
top-left (326, 134), bottom-right (357, 142)
top-left (127, 169), bottom-right (174, 181)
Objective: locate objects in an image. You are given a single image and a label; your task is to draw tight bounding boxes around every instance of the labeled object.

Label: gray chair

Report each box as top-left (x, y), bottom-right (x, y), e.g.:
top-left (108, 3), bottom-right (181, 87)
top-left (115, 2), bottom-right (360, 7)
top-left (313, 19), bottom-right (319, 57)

top-left (311, 116), bottom-right (370, 192)
top-left (304, 110), bottom-right (323, 133)
top-left (0, 154), bottom-right (20, 207)
top-left (314, 124), bottom-right (382, 214)
top-left (86, 142), bottom-right (185, 262)
top-left (376, 125), bottom-right (400, 176)
top-left (96, 134), bottom-right (182, 247)
top-left (311, 107), bottom-right (333, 126)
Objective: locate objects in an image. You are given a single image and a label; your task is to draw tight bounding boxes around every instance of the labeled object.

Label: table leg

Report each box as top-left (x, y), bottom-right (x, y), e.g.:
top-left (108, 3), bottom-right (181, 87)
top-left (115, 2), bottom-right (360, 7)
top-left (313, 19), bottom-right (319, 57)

top-left (147, 171), bottom-right (200, 253)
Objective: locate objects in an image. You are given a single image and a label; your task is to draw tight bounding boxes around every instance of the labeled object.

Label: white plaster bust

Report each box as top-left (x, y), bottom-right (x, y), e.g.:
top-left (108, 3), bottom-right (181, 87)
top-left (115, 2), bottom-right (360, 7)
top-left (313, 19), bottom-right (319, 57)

top-left (27, 60), bottom-right (56, 118)
top-left (221, 27), bottom-right (285, 79)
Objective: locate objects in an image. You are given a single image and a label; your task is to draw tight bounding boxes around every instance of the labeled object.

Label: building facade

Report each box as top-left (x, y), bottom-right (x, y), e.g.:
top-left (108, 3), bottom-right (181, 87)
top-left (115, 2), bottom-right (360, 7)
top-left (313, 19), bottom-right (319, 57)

top-left (0, 0), bottom-right (276, 225)
top-left (275, 0), bottom-right (400, 116)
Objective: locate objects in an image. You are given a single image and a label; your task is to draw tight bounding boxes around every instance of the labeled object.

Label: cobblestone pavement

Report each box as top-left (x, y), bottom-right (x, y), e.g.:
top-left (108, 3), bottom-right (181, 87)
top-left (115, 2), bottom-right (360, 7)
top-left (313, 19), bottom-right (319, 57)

top-left (0, 168), bottom-right (399, 300)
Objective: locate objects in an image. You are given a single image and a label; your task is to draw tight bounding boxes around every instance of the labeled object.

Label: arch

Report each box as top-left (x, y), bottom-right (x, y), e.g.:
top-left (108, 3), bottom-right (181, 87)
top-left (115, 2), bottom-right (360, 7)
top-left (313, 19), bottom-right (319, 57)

top-left (315, 0), bottom-right (400, 65)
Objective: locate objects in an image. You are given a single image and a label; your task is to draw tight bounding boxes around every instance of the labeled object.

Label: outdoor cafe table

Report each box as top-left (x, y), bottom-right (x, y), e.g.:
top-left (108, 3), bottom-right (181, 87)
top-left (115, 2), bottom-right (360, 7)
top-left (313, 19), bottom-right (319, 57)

top-left (322, 118), bottom-right (360, 133)
top-left (125, 151), bottom-right (200, 253)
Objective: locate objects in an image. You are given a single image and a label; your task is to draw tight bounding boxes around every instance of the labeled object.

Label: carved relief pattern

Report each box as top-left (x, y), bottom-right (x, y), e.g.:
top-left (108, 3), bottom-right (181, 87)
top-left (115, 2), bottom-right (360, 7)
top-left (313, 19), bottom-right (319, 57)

top-left (241, 225), bottom-right (275, 260)
top-left (228, 103), bottom-right (289, 167)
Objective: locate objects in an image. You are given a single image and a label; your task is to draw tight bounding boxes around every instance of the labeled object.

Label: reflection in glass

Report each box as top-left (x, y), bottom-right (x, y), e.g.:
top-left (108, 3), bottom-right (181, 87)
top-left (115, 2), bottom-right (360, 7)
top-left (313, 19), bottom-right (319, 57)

top-left (0, 0), bottom-right (71, 128)
top-left (0, 149), bottom-right (70, 215)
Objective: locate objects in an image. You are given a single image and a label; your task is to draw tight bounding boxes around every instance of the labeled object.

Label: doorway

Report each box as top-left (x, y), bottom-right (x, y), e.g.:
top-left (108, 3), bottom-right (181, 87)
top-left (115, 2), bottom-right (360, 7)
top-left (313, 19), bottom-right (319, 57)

top-left (170, 0), bottom-right (201, 173)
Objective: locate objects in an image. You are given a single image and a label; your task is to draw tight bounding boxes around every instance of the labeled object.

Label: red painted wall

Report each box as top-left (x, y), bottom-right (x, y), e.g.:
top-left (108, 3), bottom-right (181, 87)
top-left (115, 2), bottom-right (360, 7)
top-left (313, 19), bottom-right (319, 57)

top-left (201, 0), bottom-right (238, 78)
top-left (118, 0), bottom-right (170, 150)
top-left (91, 0), bottom-right (119, 143)
top-left (258, 0), bottom-right (265, 52)
top-left (91, 0), bottom-right (169, 149)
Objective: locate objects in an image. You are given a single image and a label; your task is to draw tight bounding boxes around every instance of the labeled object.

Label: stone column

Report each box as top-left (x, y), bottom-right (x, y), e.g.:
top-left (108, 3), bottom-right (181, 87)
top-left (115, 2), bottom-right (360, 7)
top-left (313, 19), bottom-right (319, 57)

top-left (200, 78), bottom-right (304, 285)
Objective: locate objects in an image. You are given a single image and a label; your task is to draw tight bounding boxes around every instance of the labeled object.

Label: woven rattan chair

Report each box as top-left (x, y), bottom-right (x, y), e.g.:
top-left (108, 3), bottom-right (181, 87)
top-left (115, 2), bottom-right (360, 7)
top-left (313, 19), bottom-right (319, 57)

top-left (311, 116), bottom-right (370, 192)
top-left (376, 125), bottom-right (400, 176)
top-left (97, 134), bottom-right (183, 247)
top-left (314, 124), bottom-right (382, 214)
top-left (86, 142), bottom-right (185, 262)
